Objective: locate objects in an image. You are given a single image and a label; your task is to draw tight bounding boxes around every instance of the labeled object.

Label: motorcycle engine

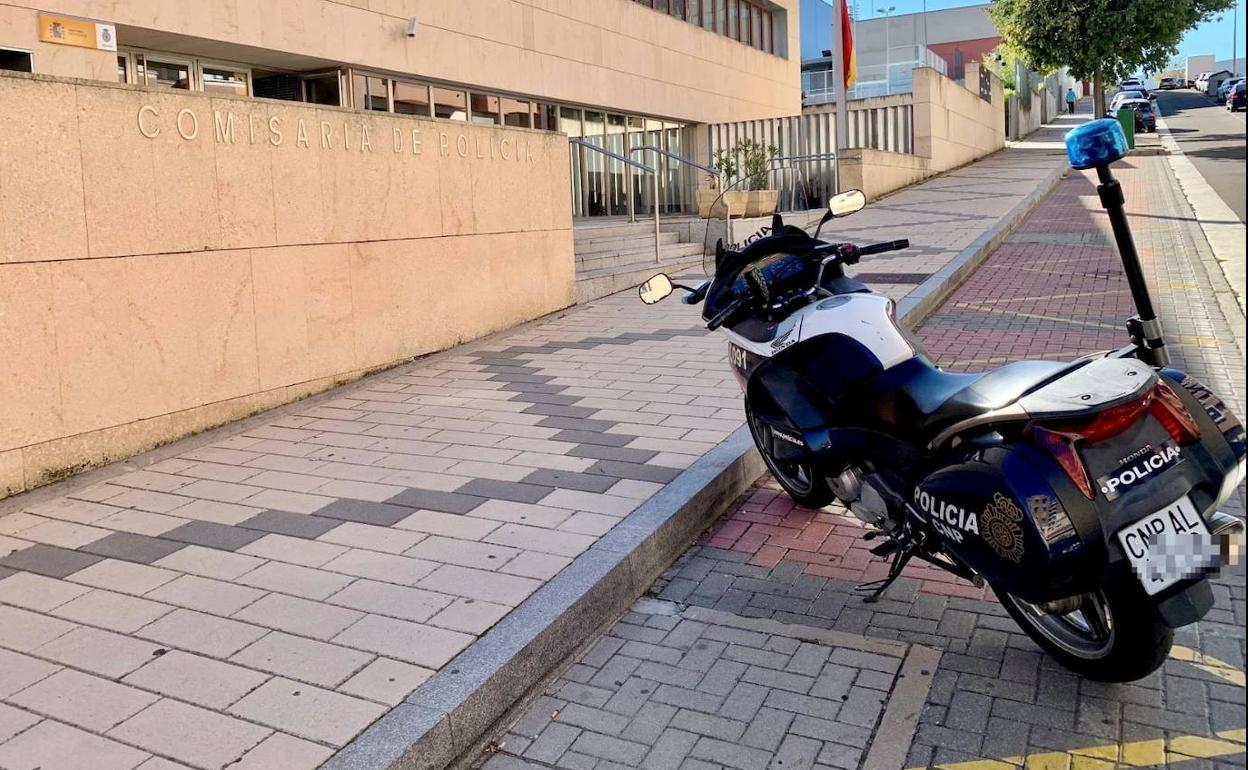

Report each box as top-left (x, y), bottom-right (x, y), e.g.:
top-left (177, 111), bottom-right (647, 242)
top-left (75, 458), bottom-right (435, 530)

top-left (829, 467), bottom-right (898, 532)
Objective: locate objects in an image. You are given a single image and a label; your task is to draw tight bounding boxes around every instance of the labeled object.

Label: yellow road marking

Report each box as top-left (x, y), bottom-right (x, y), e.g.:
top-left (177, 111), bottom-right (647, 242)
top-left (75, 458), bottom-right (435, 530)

top-left (1171, 645), bottom-right (1246, 687)
top-left (952, 303), bottom-right (1123, 331)
top-left (911, 729), bottom-right (1247, 770)
top-left (963, 290), bottom-right (1130, 306)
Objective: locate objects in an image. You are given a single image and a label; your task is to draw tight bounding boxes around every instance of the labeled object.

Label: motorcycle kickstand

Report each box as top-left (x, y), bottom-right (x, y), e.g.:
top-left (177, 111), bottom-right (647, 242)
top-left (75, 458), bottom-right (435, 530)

top-left (854, 543), bottom-right (916, 604)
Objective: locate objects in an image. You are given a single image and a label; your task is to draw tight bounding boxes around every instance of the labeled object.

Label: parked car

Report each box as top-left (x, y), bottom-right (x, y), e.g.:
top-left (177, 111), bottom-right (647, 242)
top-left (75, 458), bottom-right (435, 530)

top-left (1111, 98), bottom-right (1157, 132)
top-left (1195, 72), bottom-right (1212, 91)
top-left (1158, 77), bottom-right (1178, 89)
top-left (1109, 89), bottom-right (1148, 112)
top-left (1229, 81), bottom-right (1247, 111)
top-left (1216, 77), bottom-right (1244, 103)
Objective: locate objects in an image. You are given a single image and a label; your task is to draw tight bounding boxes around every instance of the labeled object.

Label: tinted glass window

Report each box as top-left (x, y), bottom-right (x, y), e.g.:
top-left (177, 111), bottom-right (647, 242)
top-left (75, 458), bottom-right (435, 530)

top-left (393, 81), bottom-right (431, 116)
top-left (501, 97), bottom-right (531, 127)
top-left (432, 87), bottom-right (468, 121)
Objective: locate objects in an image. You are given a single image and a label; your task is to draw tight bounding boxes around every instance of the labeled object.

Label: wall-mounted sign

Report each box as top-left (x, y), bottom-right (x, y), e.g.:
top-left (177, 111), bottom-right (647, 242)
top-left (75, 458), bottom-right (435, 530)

top-left (37, 13), bottom-right (117, 52)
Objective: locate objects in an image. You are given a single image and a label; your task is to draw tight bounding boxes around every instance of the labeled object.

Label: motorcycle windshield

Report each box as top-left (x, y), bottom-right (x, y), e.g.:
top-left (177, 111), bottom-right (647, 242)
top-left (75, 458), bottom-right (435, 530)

top-left (698, 161), bottom-right (828, 279)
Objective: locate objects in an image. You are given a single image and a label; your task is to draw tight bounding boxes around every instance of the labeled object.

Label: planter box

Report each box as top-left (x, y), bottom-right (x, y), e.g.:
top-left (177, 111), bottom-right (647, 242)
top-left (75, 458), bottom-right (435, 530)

top-left (744, 190), bottom-right (779, 218)
top-left (695, 189), bottom-right (779, 219)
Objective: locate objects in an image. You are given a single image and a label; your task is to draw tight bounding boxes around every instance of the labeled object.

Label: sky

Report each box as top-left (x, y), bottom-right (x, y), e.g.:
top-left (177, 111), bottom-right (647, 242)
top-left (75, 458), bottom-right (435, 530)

top-left (806, 0), bottom-right (1246, 67)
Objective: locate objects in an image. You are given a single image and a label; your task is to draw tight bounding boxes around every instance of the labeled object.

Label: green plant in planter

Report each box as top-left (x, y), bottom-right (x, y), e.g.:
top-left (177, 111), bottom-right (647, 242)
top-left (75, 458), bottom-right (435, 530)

top-left (713, 139), bottom-right (779, 191)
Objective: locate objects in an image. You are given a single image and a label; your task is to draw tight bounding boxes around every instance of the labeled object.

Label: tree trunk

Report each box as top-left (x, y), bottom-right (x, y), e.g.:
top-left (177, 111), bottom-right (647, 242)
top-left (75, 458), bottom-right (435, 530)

top-left (1093, 70), bottom-right (1106, 118)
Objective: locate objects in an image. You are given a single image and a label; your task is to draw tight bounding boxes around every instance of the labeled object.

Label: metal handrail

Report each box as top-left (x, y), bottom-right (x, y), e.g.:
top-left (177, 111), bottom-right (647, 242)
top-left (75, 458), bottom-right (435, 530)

top-left (628, 146), bottom-right (724, 258)
top-left (570, 138), bottom-right (654, 173)
top-left (569, 138), bottom-right (661, 264)
top-left (630, 145), bottom-right (720, 177)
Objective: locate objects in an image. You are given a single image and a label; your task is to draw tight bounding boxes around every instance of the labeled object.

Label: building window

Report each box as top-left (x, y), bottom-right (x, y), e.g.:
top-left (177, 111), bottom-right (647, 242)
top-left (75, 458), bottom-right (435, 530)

top-left (143, 55), bottom-right (193, 89)
top-left (470, 92), bottom-right (501, 125)
top-left (533, 102), bottom-right (557, 130)
top-left (353, 73), bottom-right (389, 111)
top-left (302, 71), bottom-right (343, 105)
top-left (393, 80), bottom-right (431, 116)
top-left (432, 86), bottom-right (467, 121)
top-left (202, 64), bottom-right (249, 96)
top-left (501, 97), bottom-right (531, 127)
top-left (115, 53), bottom-right (128, 82)
top-left (0, 47), bottom-right (32, 73)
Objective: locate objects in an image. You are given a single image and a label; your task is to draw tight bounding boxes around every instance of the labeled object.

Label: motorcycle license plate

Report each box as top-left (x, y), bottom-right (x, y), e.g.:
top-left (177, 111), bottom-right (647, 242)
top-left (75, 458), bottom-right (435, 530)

top-left (1116, 496), bottom-right (1218, 596)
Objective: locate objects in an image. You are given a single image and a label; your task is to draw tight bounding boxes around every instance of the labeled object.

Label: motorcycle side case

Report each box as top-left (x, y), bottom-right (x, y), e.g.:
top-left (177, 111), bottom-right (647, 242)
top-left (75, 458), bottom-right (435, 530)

top-left (914, 443), bottom-right (1102, 603)
top-left (917, 368), bottom-right (1246, 615)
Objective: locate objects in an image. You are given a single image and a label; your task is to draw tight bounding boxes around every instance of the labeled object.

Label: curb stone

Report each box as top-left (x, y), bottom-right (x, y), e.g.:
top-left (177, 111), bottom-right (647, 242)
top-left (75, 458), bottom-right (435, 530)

top-left (1154, 112), bottom-right (1247, 318)
top-left (325, 150), bottom-right (1076, 770)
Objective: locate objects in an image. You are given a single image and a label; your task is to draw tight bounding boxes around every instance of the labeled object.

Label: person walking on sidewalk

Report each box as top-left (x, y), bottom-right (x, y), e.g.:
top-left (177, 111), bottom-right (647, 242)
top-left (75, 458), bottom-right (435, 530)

top-left (1065, 87), bottom-right (1077, 114)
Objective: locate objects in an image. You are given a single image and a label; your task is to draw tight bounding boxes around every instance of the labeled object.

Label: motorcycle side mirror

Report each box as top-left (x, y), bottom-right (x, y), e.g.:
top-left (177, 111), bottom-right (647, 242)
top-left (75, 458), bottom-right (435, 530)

top-left (828, 189), bottom-right (866, 217)
top-left (639, 273), bottom-right (675, 305)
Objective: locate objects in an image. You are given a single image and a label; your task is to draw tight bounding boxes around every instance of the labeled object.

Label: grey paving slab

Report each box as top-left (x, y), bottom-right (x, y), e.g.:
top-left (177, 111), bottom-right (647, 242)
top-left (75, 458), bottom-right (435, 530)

top-left (315, 499), bottom-right (418, 527)
top-left (387, 489), bottom-right (488, 514)
top-left (238, 510), bottom-right (342, 539)
top-left (162, 521), bottom-right (266, 552)
top-left (0, 543), bottom-right (104, 578)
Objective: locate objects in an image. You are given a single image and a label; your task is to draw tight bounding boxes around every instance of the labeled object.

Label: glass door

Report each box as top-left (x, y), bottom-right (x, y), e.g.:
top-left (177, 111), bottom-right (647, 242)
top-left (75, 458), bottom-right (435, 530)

top-left (561, 107), bottom-right (585, 218)
top-left (583, 111), bottom-right (606, 216)
top-left (606, 114), bottom-right (629, 215)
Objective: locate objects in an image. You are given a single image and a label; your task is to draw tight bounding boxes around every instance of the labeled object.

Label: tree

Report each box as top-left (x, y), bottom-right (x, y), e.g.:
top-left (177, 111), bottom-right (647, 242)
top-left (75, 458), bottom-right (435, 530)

top-left (989, 0), bottom-right (1234, 116)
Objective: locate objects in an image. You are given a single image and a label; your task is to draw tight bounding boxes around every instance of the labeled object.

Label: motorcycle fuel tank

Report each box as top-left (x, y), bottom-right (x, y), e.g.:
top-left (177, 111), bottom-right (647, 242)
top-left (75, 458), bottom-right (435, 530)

top-left (726, 293), bottom-right (915, 392)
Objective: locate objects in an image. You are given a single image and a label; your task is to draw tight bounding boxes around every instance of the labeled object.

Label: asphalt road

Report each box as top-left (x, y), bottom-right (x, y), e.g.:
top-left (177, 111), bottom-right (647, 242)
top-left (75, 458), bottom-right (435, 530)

top-left (1154, 89), bottom-right (1247, 222)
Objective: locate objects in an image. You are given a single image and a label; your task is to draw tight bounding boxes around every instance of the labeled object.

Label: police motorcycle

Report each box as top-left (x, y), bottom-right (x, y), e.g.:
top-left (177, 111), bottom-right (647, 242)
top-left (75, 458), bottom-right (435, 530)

top-left (637, 120), bottom-right (1245, 681)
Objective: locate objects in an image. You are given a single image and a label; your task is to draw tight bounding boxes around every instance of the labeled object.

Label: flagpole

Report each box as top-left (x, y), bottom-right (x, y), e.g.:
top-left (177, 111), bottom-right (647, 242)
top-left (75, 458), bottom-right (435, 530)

top-left (832, 0), bottom-right (849, 194)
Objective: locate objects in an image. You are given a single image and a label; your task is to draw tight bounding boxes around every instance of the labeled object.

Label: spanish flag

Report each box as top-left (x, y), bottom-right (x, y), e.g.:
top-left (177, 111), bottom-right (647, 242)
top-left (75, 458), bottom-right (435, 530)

top-left (841, 0), bottom-right (857, 88)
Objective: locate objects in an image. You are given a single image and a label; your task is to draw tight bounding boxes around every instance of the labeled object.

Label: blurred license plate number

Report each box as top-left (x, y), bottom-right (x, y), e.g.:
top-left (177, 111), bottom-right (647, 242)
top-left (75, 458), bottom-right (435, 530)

top-left (1116, 497), bottom-right (1217, 596)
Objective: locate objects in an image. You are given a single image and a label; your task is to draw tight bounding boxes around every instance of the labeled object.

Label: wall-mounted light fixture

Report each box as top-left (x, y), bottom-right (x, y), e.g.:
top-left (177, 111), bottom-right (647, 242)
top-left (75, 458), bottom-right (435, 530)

top-left (405, 17), bottom-right (418, 38)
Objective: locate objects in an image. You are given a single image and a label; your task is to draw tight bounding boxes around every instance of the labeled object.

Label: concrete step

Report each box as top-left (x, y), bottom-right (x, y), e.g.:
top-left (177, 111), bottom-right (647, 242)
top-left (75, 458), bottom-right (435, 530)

top-left (575, 253), bottom-right (706, 304)
top-left (575, 242), bottom-right (703, 274)
top-left (575, 231), bottom-right (680, 258)
top-left (573, 221), bottom-right (658, 241)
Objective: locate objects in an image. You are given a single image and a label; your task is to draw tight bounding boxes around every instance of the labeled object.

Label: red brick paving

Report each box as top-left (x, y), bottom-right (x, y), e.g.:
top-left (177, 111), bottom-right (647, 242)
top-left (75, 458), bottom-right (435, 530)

top-left (700, 157), bottom-right (1171, 601)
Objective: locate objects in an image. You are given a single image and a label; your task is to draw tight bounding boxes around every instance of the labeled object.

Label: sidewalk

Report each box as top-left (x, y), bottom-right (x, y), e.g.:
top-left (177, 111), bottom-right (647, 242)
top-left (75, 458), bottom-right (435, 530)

top-left (0, 120), bottom-right (1084, 769)
top-left (497, 130), bottom-right (1247, 769)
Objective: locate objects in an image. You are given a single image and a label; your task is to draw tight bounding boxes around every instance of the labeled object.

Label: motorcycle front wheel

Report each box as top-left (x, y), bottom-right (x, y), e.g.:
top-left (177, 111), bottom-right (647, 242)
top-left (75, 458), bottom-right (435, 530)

top-left (745, 399), bottom-right (833, 509)
top-left (993, 574), bottom-right (1172, 682)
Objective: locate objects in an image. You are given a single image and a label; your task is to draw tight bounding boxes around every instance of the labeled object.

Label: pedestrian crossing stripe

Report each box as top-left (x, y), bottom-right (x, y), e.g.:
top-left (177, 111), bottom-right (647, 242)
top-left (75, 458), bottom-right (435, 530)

top-left (907, 728), bottom-right (1246, 770)
top-left (1170, 644), bottom-right (1246, 687)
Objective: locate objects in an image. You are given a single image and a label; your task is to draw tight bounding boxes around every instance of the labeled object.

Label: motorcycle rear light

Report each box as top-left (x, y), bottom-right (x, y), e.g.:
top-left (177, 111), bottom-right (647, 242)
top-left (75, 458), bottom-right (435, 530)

top-left (1028, 383), bottom-right (1202, 499)
top-left (1030, 426), bottom-right (1095, 498)
top-left (1150, 381), bottom-right (1202, 444)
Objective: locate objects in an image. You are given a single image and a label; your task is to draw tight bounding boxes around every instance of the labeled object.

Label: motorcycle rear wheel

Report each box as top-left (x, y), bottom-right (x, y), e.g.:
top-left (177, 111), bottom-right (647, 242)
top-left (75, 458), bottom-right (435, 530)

top-left (745, 399), bottom-right (834, 509)
top-left (993, 575), bottom-right (1172, 682)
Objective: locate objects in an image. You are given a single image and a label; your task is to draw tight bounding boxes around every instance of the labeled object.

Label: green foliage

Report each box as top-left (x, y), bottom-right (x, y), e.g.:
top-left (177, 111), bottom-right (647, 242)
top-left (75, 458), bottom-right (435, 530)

top-left (988, 0), bottom-right (1233, 83)
top-left (713, 138), bottom-right (779, 191)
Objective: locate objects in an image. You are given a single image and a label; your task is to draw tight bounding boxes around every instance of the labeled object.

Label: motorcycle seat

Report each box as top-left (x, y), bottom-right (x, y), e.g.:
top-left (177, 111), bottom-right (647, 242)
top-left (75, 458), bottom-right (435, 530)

top-left (870, 357), bottom-right (1075, 441)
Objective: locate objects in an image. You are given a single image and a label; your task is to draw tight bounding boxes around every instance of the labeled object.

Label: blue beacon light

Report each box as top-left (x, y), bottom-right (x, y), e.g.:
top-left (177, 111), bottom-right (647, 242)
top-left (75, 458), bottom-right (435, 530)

top-left (1064, 118), bottom-right (1129, 170)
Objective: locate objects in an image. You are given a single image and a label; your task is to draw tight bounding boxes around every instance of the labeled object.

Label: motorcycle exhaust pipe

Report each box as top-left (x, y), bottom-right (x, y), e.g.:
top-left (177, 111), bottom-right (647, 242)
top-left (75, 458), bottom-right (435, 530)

top-left (1209, 512), bottom-right (1246, 567)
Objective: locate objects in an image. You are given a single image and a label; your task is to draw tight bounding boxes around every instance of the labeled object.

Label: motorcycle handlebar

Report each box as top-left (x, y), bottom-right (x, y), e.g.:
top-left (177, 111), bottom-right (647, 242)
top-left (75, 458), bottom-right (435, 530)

top-left (706, 297), bottom-right (747, 331)
top-left (856, 239), bottom-right (910, 256)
